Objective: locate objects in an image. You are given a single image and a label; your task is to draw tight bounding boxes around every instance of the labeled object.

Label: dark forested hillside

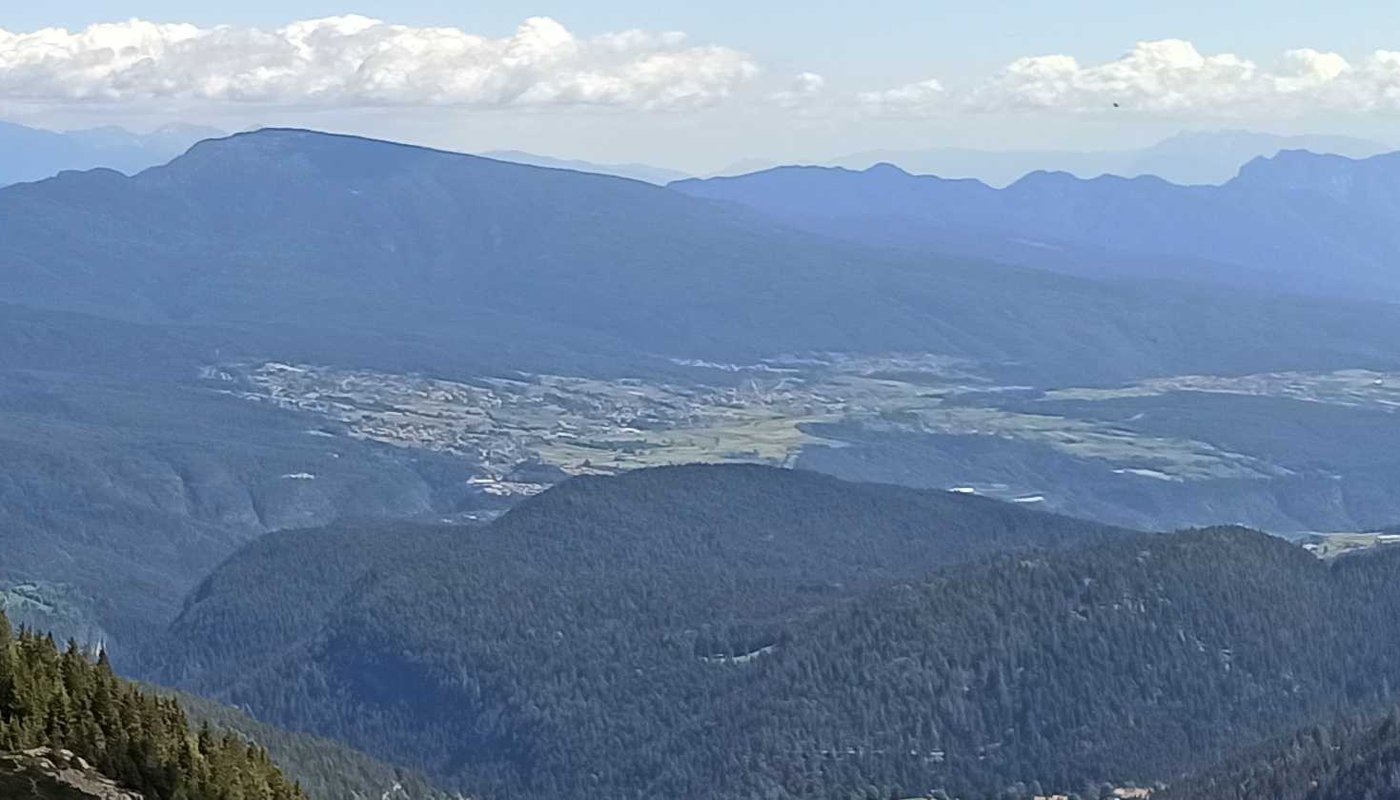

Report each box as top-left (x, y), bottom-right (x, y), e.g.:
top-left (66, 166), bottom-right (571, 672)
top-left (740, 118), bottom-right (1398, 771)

top-left (0, 312), bottom-right (477, 653)
top-left (0, 611), bottom-right (302, 800)
top-left (1161, 711), bottom-right (1400, 800)
top-left (723, 528), bottom-right (1400, 798)
top-left (146, 464), bottom-right (1127, 797)
top-left (136, 465), bottom-right (1400, 799)
top-left (169, 691), bottom-right (448, 800)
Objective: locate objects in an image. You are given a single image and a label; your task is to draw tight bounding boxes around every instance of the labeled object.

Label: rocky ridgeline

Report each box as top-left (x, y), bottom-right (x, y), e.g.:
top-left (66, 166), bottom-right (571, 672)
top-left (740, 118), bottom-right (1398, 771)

top-left (0, 748), bottom-right (143, 799)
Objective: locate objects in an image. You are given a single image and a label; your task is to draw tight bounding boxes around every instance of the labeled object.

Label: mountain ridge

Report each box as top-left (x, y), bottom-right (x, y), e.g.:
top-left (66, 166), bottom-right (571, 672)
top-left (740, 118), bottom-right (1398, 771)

top-left (10, 127), bottom-right (1400, 386)
top-left (672, 145), bottom-right (1400, 300)
top-left (136, 467), bottom-right (1400, 798)
top-left (0, 120), bottom-right (221, 187)
top-left (482, 149), bottom-right (691, 184)
top-left (822, 129), bottom-right (1393, 187)
top-left (143, 464), bottom-right (1131, 796)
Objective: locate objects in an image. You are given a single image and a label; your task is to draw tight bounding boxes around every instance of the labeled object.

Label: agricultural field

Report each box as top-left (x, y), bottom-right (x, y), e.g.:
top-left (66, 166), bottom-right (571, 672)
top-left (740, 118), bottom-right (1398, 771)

top-left (209, 355), bottom-right (1307, 499)
top-left (1298, 532), bottom-right (1400, 559)
top-left (1047, 369), bottom-right (1400, 411)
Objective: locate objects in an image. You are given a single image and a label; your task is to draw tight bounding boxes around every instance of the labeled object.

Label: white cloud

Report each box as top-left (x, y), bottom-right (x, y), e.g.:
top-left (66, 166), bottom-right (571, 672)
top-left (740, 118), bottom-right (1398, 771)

top-left (857, 77), bottom-right (946, 116)
top-left (970, 40), bottom-right (1400, 115)
top-left (0, 16), bottom-right (758, 110)
top-left (859, 40), bottom-right (1400, 117)
top-left (769, 71), bottom-right (826, 107)
top-left (7, 22), bottom-right (1398, 123)
top-left (970, 40), bottom-right (1258, 113)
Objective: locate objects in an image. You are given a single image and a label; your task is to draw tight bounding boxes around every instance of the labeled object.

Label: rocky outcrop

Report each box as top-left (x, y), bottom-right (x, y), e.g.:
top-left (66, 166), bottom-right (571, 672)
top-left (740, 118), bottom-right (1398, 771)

top-left (0, 748), bottom-right (142, 799)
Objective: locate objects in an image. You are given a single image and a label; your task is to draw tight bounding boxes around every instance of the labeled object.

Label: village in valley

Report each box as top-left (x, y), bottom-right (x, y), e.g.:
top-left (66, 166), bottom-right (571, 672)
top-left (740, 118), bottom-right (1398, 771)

top-left (199, 356), bottom-right (1398, 503)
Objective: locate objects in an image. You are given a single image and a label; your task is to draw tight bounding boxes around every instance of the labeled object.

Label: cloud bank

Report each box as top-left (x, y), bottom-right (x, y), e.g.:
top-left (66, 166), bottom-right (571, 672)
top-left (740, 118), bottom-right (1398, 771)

top-left (0, 16), bottom-right (758, 109)
top-left (3, 21), bottom-right (1397, 121)
top-left (863, 40), bottom-right (1400, 117)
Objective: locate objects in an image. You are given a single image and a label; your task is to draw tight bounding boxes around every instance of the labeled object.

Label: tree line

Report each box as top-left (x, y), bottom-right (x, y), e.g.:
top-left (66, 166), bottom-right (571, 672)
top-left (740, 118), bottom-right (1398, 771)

top-left (1, 610), bottom-right (304, 800)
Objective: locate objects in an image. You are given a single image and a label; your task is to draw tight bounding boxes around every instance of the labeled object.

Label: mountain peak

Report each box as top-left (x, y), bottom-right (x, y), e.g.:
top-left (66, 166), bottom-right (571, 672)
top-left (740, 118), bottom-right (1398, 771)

top-left (1229, 148), bottom-right (1384, 195)
top-left (152, 127), bottom-right (502, 184)
top-left (180, 126), bottom-right (463, 159)
top-left (863, 161), bottom-right (911, 176)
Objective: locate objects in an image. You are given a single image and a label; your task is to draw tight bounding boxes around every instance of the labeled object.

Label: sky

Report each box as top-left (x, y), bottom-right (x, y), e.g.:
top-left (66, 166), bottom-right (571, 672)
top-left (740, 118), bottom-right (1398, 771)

top-left (2, 1), bottom-right (1399, 170)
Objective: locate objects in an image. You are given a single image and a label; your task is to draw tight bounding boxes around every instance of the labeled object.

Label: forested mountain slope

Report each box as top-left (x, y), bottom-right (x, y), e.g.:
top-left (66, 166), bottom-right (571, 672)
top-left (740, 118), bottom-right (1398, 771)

top-left (0, 303), bottom-right (478, 652)
top-left (1162, 711), bottom-right (1400, 800)
top-left (145, 464), bottom-right (1127, 797)
top-left (725, 528), bottom-right (1400, 797)
top-left (137, 465), bottom-right (1400, 799)
top-left (168, 692), bottom-right (448, 800)
top-left (0, 612), bottom-right (303, 800)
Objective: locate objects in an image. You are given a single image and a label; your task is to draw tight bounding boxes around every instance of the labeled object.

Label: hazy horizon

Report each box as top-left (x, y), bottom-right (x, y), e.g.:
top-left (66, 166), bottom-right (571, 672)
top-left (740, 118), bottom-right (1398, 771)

top-left (3, 3), bottom-right (1400, 171)
top-left (5, 116), bottom-right (1395, 182)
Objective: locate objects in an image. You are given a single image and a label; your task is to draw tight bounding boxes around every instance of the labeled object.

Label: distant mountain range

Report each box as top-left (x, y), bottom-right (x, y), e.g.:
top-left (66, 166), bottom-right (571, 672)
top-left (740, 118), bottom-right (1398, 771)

top-left (0, 120), bottom-right (222, 186)
top-left (483, 131), bottom-right (1390, 188)
top-left (482, 149), bottom-right (691, 184)
top-left (4, 120), bottom-right (1383, 193)
top-left (674, 147), bottom-right (1400, 301)
top-left (6, 127), bottom-right (1399, 384)
top-left (822, 130), bottom-right (1392, 186)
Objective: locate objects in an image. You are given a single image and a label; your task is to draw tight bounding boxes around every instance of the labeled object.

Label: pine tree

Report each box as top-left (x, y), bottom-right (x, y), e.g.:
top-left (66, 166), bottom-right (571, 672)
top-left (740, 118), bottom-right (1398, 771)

top-left (0, 610), bottom-right (304, 800)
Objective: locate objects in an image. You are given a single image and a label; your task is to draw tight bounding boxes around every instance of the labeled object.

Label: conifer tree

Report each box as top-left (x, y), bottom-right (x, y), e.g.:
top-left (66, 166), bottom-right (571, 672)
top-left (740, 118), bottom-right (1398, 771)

top-left (0, 610), bottom-right (303, 800)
